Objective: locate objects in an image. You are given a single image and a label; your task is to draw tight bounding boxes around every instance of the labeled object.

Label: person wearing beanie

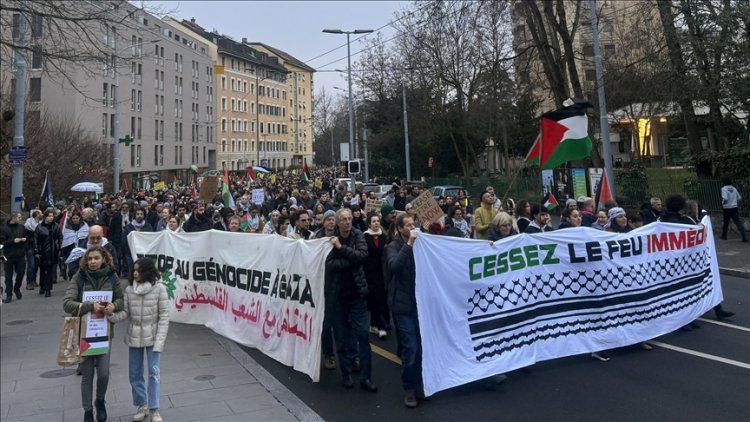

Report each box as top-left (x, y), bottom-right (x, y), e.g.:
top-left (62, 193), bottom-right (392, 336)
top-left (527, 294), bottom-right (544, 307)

top-left (565, 198), bottom-right (578, 211)
top-left (380, 204), bottom-right (397, 232)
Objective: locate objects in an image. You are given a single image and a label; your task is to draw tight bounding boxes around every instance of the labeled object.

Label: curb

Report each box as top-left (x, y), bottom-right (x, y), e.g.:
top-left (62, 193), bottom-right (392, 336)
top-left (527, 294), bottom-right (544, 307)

top-left (213, 334), bottom-right (325, 422)
top-left (719, 267), bottom-right (750, 279)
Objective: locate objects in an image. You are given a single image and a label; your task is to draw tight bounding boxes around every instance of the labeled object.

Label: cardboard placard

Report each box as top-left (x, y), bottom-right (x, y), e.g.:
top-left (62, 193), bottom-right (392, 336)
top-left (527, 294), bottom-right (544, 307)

top-left (199, 176), bottom-right (220, 203)
top-left (410, 191), bottom-right (445, 226)
top-left (364, 198), bottom-right (385, 215)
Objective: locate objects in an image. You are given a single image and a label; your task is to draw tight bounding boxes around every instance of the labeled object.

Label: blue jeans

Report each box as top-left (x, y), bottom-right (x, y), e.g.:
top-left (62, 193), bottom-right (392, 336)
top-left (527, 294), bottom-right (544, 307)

top-left (394, 313), bottom-right (423, 391)
top-left (332, 297), bottom-right (372, 380)
top-left (129, 347), bottom-right (161, 409)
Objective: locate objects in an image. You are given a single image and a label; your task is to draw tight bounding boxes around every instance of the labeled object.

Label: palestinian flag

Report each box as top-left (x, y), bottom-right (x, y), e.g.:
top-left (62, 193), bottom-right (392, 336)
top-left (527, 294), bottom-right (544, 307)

top-left (538, 105), bottom-right (592, 170)
top-left (302, 162), bottom-right (311, 182)
top-left (222, 168), bottom-right (235, 209)
top-left (122, 178), bottom-right (129, 193)
top-left (543, 192), bottom-right (558, 211)
top-left (246, 166), bottom-right (255, 184)
top-left (525, 133), bottom-right (541, 165)
top-left (594, 170), bottom-right (614, 211)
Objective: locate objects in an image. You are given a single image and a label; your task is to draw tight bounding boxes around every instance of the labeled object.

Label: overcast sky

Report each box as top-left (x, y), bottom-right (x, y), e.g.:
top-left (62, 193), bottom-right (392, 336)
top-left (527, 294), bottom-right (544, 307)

top-left (151, 1), bottom-right (408, 98)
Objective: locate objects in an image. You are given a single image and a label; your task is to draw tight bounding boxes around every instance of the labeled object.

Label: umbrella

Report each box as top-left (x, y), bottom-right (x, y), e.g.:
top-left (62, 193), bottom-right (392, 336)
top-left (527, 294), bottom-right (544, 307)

top-left (253, 166), bottom-right (270, 173)
top-left (71, 182), bottom-right (103, 193)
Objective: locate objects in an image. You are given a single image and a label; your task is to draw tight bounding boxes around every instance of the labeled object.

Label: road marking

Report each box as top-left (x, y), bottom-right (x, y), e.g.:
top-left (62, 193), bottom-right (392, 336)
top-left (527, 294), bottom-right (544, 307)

top-left (371, 343), bottom-right (401, 365)
top-left (697, 318), bottom-right (750, 332)
top-left (649, 341), bottom-right (750, 370)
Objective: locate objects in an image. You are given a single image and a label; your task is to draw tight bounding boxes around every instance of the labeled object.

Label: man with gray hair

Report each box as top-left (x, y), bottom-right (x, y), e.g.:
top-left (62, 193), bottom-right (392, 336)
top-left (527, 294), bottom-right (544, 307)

top-left (65, 225), bottom-right (119, 279)
top-left (640, 197), bottom-right (663, 225)
top-left (326, 208), bottom-right (377, 392)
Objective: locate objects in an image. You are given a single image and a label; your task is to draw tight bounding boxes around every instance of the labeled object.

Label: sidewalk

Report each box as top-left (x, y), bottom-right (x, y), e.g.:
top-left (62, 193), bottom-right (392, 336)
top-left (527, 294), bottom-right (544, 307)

top-left (0, 277), bottom-right (323, 422)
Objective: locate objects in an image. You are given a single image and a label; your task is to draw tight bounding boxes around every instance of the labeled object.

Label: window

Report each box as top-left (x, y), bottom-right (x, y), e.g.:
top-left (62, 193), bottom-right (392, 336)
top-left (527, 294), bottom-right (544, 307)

top-left (583, 44), bottom-right (594, 57)
top-left (136, 145), bottom-right (142, 167)
top-left (137, 91), bottom-right (142, 111)
top-left (110, 84), bottom-right (115, 107)
top-left (102, 113), bottom-right (108, 136)
top-left (179, 123), bottom-right (183, 141)
top-left (111, 26), bottom-right (116, 49)
top-left (137, 117), bottom-right (142, 139)
top-left (155, 119), bottom-right (159, 141)
top-left (110, 114), bottom-right (115, 136)
top-left (221, 76), bottom-right (226, 90)
top-left (131, 117), bottom-right (136, 137)
top-left (31, 45), bottom-right (42, 69)
top-left (29, 77), bottom-right (41, 102)
top-left (31, 14), bottom-right (43, 38)
top-left (220, 138), bottom-right (226, 152)
top-left (131, 145), bottom-right (135, 167)
top-left (604, 44), bottom-right (616, 56)
top-left (602, 19), bottom-right (614, 33)
top-left (154, 145), bottom-right (158, 166)
top-left (103, 83), bottom-right (109, 106)
top-left (131, 89), bottom-right (136, 110)
top-left (160, 120), bottom-right (164, 141)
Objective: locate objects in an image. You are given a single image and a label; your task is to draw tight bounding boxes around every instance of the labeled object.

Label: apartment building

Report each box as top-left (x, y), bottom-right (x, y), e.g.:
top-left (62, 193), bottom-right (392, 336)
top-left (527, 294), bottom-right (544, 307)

top-left (0, 1), bottom-right (216, 187)
top-left (247, 42), bottom-right (315, 168)
top-left (166, 18), bottom-right (298, 171)
top-left (511, 0), bottom-right (664, 165)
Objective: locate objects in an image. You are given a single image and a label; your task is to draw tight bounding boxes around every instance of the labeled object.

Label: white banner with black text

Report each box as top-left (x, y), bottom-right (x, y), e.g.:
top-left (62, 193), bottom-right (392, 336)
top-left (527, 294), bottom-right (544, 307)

top-left (128, 230), bottom-right (331, 381)
top-left (413, 217), bottom-right (723, 395)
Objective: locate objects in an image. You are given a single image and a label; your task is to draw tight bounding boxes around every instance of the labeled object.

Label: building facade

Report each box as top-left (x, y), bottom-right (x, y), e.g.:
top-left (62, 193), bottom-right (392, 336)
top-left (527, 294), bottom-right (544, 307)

top-left (168, 18), bottom-right (310, 172)
top-left (0, 1), bottom-right (216, 188)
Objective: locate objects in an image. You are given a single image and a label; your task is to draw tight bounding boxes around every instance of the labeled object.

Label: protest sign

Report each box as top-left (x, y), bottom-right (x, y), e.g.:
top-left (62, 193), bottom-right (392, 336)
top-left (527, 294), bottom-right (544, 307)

top-left (252, 188), bottom-right (265, 205)
top-left (128, 230), bottom-right (332, 381)
top-left (413, 217), bottom-right (723, 395)
top-left (153, 181), bottom-right (166, 191)
top-left (410, 191), bottom-right (445, 226)
top-left (365, 198), bottom-right (385, 215)
top-left (199, 176), bottom-right (219, 203)
top-left (80, 291), bottom-right (112, 356)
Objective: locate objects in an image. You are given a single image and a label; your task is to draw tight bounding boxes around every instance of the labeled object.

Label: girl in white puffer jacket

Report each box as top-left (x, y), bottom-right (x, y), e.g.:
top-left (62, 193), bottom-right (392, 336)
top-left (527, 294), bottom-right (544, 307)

top-left (109, 257), bottom-right (169, 422)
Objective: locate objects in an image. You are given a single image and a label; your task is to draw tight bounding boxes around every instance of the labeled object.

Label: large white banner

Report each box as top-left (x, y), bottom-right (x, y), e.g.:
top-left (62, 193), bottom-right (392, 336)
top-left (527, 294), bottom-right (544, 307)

top-left (414, 217), bottom-right (723, 395)
top-left (128, 230), bottom-right (332, 381)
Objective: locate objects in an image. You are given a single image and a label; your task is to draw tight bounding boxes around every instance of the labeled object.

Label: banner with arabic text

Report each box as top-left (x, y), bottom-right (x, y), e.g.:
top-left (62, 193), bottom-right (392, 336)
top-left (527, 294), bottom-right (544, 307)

top-left (414, 217), bottom-right (723, 395)
top-left (128, 230), bottom-right (331, 381)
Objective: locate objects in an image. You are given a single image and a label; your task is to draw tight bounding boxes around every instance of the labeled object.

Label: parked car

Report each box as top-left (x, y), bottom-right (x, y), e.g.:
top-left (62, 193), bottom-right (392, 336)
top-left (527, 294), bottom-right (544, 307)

top-left (362, 183), bottom-right (380, 194)
top-left (431, 185), bottom-right (467, 200)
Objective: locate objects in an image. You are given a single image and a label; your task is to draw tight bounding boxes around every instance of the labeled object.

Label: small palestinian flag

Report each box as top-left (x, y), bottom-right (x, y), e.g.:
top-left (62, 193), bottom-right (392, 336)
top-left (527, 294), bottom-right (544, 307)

top-left (594, 170), bottom-right (614, 211)
top-left (525, 133), bottom-right (541, 165)
top-left (543, 192), bottom-right (559, 212)
top-left (538, 100), bottom-right (593, 170)
top-left (302, 162), bottom-right (311, 182)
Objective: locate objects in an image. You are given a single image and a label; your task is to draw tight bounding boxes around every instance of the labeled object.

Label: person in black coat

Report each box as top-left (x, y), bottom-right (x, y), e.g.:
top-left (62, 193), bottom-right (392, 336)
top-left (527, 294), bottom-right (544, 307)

top-left (1, 212), bottom-right (29, 302)
top-left (183, 204), bottom-right (212, 232)
top-left (121, 208), bottom-right (154, 278)
top-left (34, 210), bottom-right (60, 297)
top-left (108, 202), bottom-right (132, 277)
top-left (363, 212), bottom-right (389, 338)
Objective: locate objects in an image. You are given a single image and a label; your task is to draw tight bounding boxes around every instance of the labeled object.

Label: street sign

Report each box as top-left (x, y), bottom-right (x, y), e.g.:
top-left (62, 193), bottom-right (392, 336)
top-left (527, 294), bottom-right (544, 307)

top-left (340, 143), bottom-right (350, 162)
top-left (9, 146), bottom-right (27, 166)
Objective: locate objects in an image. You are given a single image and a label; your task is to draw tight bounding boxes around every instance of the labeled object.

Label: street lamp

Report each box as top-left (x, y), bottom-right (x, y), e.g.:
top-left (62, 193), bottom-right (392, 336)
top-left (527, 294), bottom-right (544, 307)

top-left (323, 28), bottom-right (373, 191)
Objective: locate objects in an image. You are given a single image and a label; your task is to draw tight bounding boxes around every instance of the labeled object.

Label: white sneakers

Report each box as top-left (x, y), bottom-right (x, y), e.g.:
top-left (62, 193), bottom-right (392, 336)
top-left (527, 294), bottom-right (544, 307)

top-left (370, 326), bottom-right (387, 339)
top-left (150, 410), bottom-right (163, 422)
top-left (132, 406), bottom-right (148, 422)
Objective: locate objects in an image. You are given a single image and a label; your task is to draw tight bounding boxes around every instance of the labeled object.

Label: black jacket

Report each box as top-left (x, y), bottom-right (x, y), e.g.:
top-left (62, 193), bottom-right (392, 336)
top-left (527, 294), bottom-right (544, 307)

top-left (325, 228), bottom-right (369, 302)
top-left (1, 222), bottom-right (28, 260)
top-left (659, 211), bottom-right (696, 226)
top-left (183, 213), bottom-right (212, 232)
top-left (34, 222), bottom-right (59, 266)
top-left (385, 234), bottom-right (417, 315)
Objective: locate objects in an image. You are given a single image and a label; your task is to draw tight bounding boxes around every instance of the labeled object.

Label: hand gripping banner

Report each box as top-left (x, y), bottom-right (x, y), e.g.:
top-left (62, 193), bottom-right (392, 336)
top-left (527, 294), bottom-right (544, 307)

top-left (128, 230), bottom-right (332, 381)
top-left (413, 217), bottom-right (723, 395)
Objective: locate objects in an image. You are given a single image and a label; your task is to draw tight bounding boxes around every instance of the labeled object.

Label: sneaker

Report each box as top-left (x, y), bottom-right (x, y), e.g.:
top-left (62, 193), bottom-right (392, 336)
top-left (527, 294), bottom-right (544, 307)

top-left (149, 410), bottom-right (163, 422)
top-left (360, 378), bottom-right (378, 392)
top-left (404, 390), bottom-right (418, 408)
top-left (591, 352), bottom-right (610, 362)
top-left (132, 405), bottom-right (149, 422)
top-left (351, 357), bottom-right (361, 373)
top-left (378, 329), bottom-right (387, 339)
top-left (324, 356), bottom-right (336, 370)
top-left (369, 326), bottom-right (379, 335)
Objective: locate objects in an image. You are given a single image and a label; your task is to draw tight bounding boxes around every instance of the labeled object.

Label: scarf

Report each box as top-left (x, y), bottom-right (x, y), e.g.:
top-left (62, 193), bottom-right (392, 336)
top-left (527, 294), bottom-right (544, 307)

top-left (24, 217), bottom-right (39, 232)
top-left (246, 214), bottom-right (260, 230)
top-left (364, 228), bottom-right (383, 236)
top-left (131, 219), bottom-right (146, 230)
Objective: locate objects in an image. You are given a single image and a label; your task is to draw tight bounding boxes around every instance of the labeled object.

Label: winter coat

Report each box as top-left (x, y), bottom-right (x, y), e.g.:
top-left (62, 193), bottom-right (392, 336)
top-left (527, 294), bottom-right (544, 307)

top-left (364, 231), bottom-right (387, 312)
top-left (63, 265), bottom-right (124, 340)
top-left (325, 228), bottom-right (369, 302)
top-left (1, 222), bottom-right (28, 260)
top-left (385, 234), bottom-right (417, 315)
top-left (183, 213), bottom-right (212, 232)
top-left (34, 222), bottom-right (60, 266)
top-left (721, 185), bottom-right (741, 209)
top-left (108, 281), bottom-right (170, 352)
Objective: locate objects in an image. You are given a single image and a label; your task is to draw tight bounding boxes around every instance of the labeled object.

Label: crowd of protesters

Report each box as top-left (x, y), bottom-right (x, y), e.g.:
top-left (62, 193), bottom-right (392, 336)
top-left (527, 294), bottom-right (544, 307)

top-left (0, 165), bottom-right (745, 411)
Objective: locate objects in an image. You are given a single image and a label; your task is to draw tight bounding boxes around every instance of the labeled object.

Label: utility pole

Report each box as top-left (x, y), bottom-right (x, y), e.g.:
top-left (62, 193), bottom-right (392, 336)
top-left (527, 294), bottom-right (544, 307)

top-left (362, 128), bottom-right (369, 182)
top-left (589, 0), bottom-right (615, 199)
top-left (403, 83), bottom-right (411, 181)
top-left (11, 2), bottom-right (27, 213)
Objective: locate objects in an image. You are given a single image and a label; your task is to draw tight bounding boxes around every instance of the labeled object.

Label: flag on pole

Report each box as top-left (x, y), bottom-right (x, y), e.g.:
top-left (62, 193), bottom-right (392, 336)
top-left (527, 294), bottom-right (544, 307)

top-left (538, 99), bottom-right (593, 170)
top-left (302, 162), bottom-right (311, 182)
top-left (222, 168), bottom-right (235, 209)
top-left (246, 166), bottom-right (255, 183)
top-left (543, 192), bottom-right (559, 212)
top-left (594, 170), bottom-right (614, 211)
top-left (39, 171), bottom-right (54, 209)
top-left (58, 210), bottom-right (68, 234)
top-left (525, 133), bottom-right (541, 165)
top-left (122, 178), bottom-right (129, 193)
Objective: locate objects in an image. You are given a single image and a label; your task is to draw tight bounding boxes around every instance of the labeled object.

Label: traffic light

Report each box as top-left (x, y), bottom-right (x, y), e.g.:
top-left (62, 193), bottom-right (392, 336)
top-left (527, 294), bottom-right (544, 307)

top-left (347, 159), bottom-right (360, 175)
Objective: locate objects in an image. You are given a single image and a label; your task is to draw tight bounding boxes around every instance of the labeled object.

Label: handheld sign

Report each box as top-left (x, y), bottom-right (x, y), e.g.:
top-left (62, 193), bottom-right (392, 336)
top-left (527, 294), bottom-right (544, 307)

top-left (252, 188), bottom-right (265, 205)
top-left (365, 198), bottom-right (385, 215)
top-left (411, 191), bottom-right (445, 226)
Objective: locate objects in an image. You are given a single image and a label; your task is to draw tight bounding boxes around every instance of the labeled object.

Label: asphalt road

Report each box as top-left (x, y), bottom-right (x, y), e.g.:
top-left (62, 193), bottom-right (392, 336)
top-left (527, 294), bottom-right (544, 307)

top-left (241, 273), bottom-right (750, 421)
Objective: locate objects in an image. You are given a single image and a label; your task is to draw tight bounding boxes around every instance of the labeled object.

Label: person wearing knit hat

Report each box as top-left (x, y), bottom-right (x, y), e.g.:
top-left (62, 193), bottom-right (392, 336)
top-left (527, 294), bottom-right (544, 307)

top-left (565, 198), bottom-right (578, 210)
top-left (380, 204), bottom-right (397, 232)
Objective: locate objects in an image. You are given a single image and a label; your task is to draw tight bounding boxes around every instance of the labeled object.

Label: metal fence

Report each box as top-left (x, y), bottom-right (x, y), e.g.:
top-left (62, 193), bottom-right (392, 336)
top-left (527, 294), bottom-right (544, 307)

top-left (426, 173), bottom-right (750, 218)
